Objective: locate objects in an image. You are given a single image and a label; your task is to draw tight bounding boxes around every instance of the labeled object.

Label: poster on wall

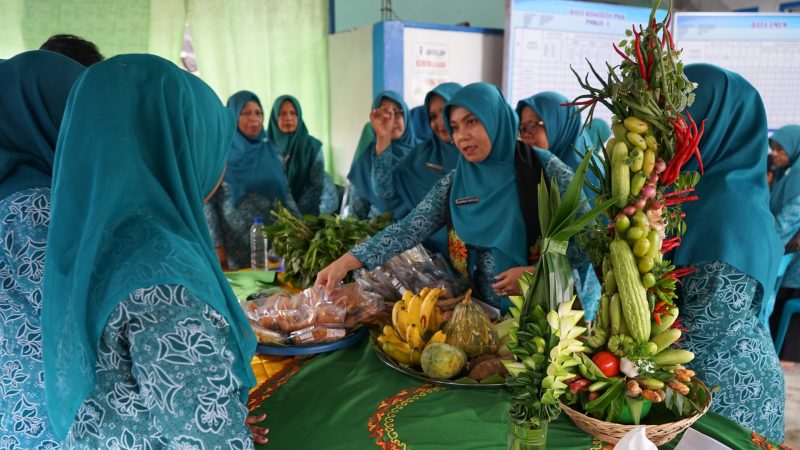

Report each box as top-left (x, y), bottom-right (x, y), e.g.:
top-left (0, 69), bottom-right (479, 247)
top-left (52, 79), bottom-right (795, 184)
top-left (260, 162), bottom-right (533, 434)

top-left (503, 0), bottom-right (651, 124)
top-left (410, 42), bottom-right (451, 103)
top-left (674, 13), bottom-right (800, 130)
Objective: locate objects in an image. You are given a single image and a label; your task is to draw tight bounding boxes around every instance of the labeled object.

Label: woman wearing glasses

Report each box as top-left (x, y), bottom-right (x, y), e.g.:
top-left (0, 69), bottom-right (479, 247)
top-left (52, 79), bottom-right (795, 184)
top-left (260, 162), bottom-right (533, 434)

top-left (318, 83), bottom-right (591, 311)
top-left (347, 91), bottom-right (417, 220)
top-left (516, 92), bottom-right (603, 203)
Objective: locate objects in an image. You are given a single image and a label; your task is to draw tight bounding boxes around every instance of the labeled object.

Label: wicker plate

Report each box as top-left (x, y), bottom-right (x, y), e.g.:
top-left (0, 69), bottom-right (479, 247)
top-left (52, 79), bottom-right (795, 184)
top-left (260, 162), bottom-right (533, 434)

top-left (560, 380), bottom-right (711, 446)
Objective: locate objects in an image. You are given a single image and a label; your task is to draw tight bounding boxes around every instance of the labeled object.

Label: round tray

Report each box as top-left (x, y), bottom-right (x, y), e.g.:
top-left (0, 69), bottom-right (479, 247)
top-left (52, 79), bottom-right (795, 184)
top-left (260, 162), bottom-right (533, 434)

top-left (256, 327), bottom-right (368, 356)
top-left (370, 336), bottom-right (506, 389)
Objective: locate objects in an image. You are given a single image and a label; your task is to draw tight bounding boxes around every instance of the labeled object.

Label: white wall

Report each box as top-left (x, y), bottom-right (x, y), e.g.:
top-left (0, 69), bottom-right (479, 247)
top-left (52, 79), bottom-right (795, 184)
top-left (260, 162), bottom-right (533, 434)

top-left (328, 25), bottom-right (373, 183)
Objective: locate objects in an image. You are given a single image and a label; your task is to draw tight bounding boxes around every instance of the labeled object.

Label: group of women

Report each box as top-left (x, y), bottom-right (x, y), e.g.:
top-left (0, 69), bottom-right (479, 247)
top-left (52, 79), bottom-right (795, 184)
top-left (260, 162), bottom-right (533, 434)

top-left (0, 46), bottom-right (789, 448)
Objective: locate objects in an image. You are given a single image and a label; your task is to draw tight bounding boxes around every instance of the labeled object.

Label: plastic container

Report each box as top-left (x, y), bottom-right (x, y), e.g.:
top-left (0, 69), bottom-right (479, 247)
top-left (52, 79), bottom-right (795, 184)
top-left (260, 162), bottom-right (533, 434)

top-left (250, 216), bottom-right (268, 270)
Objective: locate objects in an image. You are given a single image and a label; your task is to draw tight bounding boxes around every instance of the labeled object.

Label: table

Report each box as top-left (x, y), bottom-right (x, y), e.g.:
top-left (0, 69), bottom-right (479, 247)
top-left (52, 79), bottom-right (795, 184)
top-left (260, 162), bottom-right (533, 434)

top-left (247, 340), bottom-right (783, 450)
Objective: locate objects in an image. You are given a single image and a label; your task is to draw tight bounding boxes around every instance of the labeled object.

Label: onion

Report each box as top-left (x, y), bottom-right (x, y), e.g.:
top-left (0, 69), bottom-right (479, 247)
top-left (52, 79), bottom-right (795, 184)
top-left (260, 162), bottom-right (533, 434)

top-left (648, 173), bottom-right (659, 184)
top-left (641, 185), bottom-right (656, 199)
top-left (623, 205), bottom-right (636, 216)
top-left (655, 158), bottom-right (667, 173)
top-left (634, 198), bottom-right (647, 209)
top-left (651, 200), bottom-right (663, 210)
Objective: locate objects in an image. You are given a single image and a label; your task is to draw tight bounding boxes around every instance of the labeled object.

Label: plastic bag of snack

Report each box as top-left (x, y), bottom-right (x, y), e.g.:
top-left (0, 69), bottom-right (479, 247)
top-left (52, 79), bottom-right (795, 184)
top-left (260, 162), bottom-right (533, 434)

top-left (289, 325), bottom-right (347, 345)
top-left (251, 323), bottom-right (287, 345)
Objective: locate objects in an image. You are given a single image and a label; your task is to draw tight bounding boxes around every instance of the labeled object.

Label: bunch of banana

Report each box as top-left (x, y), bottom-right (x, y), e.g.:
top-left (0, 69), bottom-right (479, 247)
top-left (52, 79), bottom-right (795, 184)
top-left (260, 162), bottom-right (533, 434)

top-left (377, 287), bottom-right (447, 366)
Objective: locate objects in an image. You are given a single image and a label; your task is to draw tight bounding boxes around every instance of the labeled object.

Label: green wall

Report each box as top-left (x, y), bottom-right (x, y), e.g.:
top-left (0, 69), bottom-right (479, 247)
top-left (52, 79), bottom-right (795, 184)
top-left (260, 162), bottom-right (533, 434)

top-left (332, 0), bottom-right (506, 32)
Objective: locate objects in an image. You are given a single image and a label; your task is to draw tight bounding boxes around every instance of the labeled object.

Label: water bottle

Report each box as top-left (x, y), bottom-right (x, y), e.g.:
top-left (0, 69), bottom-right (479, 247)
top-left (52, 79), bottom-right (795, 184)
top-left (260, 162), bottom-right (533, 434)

top-left (250, 217), bottom-right (268, 270)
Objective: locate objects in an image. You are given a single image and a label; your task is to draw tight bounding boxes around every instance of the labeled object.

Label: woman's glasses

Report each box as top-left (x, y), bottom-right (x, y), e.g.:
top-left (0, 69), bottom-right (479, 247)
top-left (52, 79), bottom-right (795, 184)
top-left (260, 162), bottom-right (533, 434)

top-left (519, 120), bottom-right (544, 137)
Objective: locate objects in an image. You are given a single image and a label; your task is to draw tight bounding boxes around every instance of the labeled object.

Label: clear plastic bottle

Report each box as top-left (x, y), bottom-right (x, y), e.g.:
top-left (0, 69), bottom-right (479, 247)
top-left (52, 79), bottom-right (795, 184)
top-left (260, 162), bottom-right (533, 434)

top-left (250, 216), bottom-right (268, 270)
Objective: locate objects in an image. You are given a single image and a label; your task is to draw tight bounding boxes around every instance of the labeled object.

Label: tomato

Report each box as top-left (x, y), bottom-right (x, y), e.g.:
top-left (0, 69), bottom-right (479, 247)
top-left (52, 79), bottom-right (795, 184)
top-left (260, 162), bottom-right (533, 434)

top-left (591, 351), bottom-right (620, 377)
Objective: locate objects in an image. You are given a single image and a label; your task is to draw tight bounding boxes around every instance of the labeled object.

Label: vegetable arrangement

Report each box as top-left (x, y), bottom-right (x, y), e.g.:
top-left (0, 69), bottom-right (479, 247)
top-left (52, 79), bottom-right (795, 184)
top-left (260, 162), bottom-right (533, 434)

top-left (264, 206), bottom-right (391, 288)
top-left (502, 153), bottom-right (613, 429)
top-left (563, 2), bottom-right (711, 423)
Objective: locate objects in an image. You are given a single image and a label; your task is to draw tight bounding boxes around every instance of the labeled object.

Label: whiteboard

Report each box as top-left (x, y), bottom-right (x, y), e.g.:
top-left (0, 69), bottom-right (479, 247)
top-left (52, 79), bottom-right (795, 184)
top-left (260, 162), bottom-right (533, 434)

top-left (674, 13), bottom-right (800, 131)
top-left (402, 26), bottom-right (504, 107)
top-left (503, 0), bottom-right (651, 124)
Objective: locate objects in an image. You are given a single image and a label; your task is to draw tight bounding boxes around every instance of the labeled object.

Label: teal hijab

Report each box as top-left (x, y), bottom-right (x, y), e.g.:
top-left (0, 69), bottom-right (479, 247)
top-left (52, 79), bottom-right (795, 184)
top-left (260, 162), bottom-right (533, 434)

top-left (41, 55), bottom-right (257, 438)
top-left (586, 118), bottom-right (611, 150)
top-left (769, 125), bottom-right (800, 215)
top-left (517, 91), bottom-right (601, 199)
top-left (445, 82), bottom-right (528, 272)
top-left (672, 64), bottom-right (782, 305)
top-left (517, 91), bottom-right (583, 170)
top-left (347, 90), bottom-right (417, 213)
top-left (266, 95), bottom-right (323, 206)
top-left (0, 51), bottom-right (85, 200)
top-left (393, 82), bottom-right (462, 216)
top-left (225, 91), bottom-right (289, 205)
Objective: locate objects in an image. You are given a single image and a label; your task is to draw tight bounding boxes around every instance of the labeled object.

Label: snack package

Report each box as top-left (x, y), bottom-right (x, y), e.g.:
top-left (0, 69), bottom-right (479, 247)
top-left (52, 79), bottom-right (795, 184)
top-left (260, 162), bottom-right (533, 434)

top-left (289, 325), bottom-right (346, 345)
top-left (250, 323), bottom-right (287, 345)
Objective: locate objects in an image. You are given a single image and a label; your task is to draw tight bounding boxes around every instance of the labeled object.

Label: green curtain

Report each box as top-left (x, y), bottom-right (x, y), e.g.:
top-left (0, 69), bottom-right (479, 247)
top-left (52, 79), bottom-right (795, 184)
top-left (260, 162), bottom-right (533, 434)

top-left (0, 0), bottom-right (185, 64)
top-left (186, 0), bottom-right (333, 176)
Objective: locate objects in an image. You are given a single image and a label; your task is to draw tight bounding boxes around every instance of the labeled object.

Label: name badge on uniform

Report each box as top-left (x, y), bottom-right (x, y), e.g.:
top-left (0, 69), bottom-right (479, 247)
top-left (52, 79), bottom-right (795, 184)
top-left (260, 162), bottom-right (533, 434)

top-left (425, 162), bottom-right (443, 172)
top-left (455, 196), bottom-right (479, 206)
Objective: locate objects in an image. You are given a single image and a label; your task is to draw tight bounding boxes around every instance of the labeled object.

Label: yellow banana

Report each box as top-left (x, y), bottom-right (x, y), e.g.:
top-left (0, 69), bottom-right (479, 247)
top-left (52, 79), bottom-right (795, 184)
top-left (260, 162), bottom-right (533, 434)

top-left (401, 290), bottom-right (413, 302)
top-left (406, 295), bottom-right (422, 329)
top-left (406, 323), bottom-right (424, 350)
top-left (419, 287), bottom-right (430, 299)
top-left (383, 342), bottom-right (413, 365)
top-left (392, 300), bottom-right (405, 329)
top-left (425, 330), bottom-right (447, 348)
top-left (433, 307), bottom-right (444, 331)
top-left (395, 306), bottom-right (410, 337)
top-left (419, 288), bottom-right (441, 332)
top-left (410, 348), bottom-right (422, 366)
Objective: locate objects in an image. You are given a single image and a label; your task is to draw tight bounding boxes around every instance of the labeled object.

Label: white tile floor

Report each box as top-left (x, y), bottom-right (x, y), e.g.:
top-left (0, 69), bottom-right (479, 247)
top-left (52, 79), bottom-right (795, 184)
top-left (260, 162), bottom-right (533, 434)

top-left (784, 363), bottom-right (800, 448)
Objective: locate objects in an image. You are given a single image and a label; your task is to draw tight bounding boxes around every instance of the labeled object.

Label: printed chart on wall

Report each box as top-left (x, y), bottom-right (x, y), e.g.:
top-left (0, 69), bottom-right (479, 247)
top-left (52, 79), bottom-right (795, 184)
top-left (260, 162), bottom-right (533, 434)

top-left (503, 0), bottom-right (651, 124)
top-left (674, 13), bottom-right (800, 131)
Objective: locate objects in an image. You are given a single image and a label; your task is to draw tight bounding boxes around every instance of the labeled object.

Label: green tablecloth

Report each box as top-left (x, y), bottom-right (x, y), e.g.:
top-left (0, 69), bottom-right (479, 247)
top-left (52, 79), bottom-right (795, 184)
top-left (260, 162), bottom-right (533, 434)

top-left (250, 340), bottom-right (780, 450)
top-left (225, 270), bottom-right (277, 301)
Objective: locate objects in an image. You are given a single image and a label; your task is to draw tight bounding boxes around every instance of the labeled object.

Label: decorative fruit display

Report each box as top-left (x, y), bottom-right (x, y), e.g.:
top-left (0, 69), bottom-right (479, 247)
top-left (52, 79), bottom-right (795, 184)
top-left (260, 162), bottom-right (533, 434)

top-left (420, 343), bottom-right (467, 379)
top-left (376, 287), bottom-right (447, 366)
top-left (563, 3), bottom-right (710, 423)
top-left (443, 290), bottom-right (498, 358)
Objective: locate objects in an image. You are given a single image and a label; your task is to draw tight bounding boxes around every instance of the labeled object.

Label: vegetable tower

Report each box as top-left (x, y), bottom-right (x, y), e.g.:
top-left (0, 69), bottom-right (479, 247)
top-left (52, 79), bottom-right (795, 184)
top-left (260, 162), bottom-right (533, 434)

top-left (564, 2), bottom-right (710, 422)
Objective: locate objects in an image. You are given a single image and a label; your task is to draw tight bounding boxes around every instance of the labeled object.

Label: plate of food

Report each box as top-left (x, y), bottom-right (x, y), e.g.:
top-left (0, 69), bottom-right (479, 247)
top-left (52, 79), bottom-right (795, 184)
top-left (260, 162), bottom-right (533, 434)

top-left (370, 288), bottom-right (508, 388)
top-left (242, 284), bottom-right (383, 355)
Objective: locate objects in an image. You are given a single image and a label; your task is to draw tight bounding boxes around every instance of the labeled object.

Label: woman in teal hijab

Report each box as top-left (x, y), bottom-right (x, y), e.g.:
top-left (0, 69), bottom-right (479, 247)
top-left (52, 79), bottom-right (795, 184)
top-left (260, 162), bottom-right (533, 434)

top-left (205, 90), bottom-right (298, 269)
top-left (0, 49), bottom-right (84, 449)
top-left (318, 83), bottom-right (592, 313)
top-left (42, 54), bottom-right (258, 446)
top-left (346, 90), bottom-right (417, 220)
top-left (516, 91), bottom-right (602, 200)
top-left (390, 82), bottom-right (461, 258)
top-left (768, 124), bottom-right (800, 363)
top-left (267, 95), bottom-right (336, 215)
top-left (671, 63), bottom-right (784, 442)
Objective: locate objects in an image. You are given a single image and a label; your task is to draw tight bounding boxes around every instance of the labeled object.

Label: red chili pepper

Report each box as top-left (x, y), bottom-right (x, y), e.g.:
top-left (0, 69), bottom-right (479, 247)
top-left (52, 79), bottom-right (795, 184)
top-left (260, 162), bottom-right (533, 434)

top-left (664, 195), bottom-right (699, 206)
top-left (664, 188), bottom-right (695, 198)
top-left (559, 98), bottom-right (601, 107)
top-left (613, 43), bottom-right (633, 64)
top-left (632, 26), bottom-right (648, 87)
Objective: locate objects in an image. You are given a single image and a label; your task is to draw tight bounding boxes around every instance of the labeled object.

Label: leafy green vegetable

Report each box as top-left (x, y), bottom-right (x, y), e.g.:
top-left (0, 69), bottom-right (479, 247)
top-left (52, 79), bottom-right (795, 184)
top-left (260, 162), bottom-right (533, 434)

top-left (264, 205), bottom-right (391, 287)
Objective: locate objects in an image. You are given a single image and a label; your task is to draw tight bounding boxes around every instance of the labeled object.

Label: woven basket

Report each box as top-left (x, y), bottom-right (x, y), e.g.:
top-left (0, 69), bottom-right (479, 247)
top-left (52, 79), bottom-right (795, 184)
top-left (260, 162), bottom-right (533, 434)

top-left (560, 380), bottom-right (711, 446)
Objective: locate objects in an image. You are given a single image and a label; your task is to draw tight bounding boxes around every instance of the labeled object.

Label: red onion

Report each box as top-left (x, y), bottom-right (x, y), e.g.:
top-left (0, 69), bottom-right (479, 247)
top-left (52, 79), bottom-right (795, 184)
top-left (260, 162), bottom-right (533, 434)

top-left (655, 158), bottom-right (667, 173)
top-left (641, 185), bottom-right (656, 199)
top-left (634, 198), bottom-right (647, 209)
top-left (648, 173), bottom-right (659, 184)
top-left (651, 200), bottom-right (663, 210)
top-left (623, 205), bottom-right (636, 216)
